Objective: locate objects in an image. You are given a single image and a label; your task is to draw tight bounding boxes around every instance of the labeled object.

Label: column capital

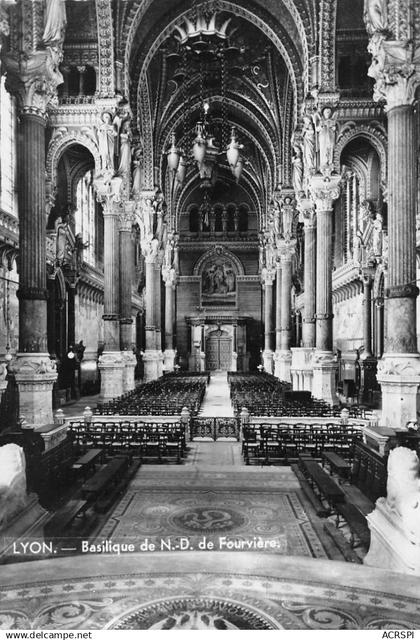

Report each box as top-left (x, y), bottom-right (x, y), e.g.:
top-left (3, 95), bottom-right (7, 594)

top-left (4, 47), bottom-right (64, 118)
top-left (297, 198), bottom-right (317, 228)
top-left (94, 174), bottom-right (123, 214)
top-left (277, 239), bottom-right (296, 263)
top-left (309, 174), bottom-right (341, 211)
top-left (261, 267), bottom-right (276, 286)
top-left (162, 266), bottom-right (176, 286)
top-left (368, 38), bottom-right (420, 108)
top-left (119, 201), bottom-right (136, 231)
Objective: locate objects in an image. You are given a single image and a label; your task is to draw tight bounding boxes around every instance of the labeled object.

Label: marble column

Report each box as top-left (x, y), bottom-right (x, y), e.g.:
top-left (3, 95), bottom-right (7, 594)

top-left (291, 200), bottom-right (316, 392)
top-left (5, 55), bottom-right (61, 427)
top-left (262, 268), bottom-right (275, 373)
top-left (163, 267), bottom-right (176, 372)
top-left (274, 262), bottom-right (282, 377)
top-left (143, 254), bottom-right (162, 381)
top-left (359, 271), bottom-right (377, 404)
top-left (119, 203), bottom-right (137, 392)
top-left (376, 89), bottom-right (420, 426)
top-left (274, 246), bottom-right (295, 382)
top-left (310, 175), bottom-right (341, 404)
top-left (97, 198), bottom-right (124, 399)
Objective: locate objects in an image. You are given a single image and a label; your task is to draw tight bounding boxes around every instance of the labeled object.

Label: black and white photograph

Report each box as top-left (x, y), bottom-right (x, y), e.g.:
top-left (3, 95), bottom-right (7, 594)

top-left (0, 0), bottom-right (420, 634)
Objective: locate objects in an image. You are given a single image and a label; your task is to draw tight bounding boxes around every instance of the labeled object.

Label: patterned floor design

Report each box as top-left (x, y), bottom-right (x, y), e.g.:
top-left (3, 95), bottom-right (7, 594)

top-left (94, 463), bottom-right (326, 559)
top-left (1, 553), bottom-right (420, 630)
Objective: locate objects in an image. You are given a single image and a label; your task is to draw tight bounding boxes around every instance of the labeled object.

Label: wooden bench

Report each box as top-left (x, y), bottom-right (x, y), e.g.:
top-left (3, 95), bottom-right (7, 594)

top-left (335, 501), bottom-right (370, 549)
top-left (321, 451), bottom-right (351, 483)
top-left (71, 448), bottom-right (103, 479)
top-left (300, 459), bottom-right (345, 512)
top-left (44, 499), bottom-right (88, 537)
top-left (81, 456), bottom-right (129, 501)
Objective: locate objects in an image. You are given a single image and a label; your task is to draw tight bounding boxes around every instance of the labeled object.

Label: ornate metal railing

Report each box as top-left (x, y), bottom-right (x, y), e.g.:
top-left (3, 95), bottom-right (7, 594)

top-left (190, 416), bottom-right (240, 441)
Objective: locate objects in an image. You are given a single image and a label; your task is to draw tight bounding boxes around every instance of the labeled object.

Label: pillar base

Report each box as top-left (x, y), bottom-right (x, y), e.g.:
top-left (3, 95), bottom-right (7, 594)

top-left (290, 347), bottom-right (315, 392)
top-left (143, 349), bottom-right (163, 382)
top-left (121, 350), bottom-right (137, 393)
top-left (273, 350), bottom-right (292, 382)
top-left (364, 497), bottom-right (420, 576)
top-left (376, 353), bottom-right (420, 428)
top-left (312, 351), bottom-right (338, 405)
top-left (163, 349), bottom-right (177, 373)
top-left (262, 350), bottom-right (274, 374)
top-left (98, 351), bottom-right (124, 400)
top-left (12, 354), bottom-right (57, 428)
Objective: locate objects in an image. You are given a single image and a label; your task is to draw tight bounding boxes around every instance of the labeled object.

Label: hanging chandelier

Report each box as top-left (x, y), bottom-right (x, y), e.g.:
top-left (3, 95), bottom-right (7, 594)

top-left (165, 9), bottom-right (246, 188)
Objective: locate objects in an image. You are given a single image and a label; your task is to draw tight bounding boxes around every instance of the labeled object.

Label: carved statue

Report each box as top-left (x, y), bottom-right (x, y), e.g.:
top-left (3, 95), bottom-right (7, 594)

top-left (385, 447), bottom-right (420, 545)
top-left (292, 144), bottom-right (304, 196)
top-left (364, 0), bottom-right (388, 35)
top-left (302, 115), bottom-right (316, 177)
top-left (42, 0), bottom-right (67, 46)
top-left (0, 444), bottom-right (27, 529)
top-left (372, 212), bottom-right (383, 256)
top-left (353, 228), bottom-right (364, 265)
top-left (132, 148), bottom-right (144, 197)
top-left (98, 111), bottom-right (117, 173)
top-left (117, 120), bottom-right (132, 176)
top-left (74, 233), bottom-right (89, 270)
top-left (55, 216), bottom-right (67, 264)
top-left (313, 107), bottom-right (337, 173)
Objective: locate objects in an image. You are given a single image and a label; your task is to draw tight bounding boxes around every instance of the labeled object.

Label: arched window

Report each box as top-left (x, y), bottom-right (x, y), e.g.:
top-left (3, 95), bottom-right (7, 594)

top-left (75, 169), bottom-right (103, 266)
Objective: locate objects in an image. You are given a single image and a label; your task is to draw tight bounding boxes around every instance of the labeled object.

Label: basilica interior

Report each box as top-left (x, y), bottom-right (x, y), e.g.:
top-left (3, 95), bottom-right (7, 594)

top-left (0, 0), bottom-right (420, 632)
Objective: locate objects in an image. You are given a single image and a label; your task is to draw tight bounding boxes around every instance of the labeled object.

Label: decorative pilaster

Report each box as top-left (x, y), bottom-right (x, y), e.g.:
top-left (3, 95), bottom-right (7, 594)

top-left (359, 271), bottom-right (378, 403)
top-left (119, 202), bottom-right (136, 392)
top-left (261, 268), bottom-right (275, 374)
top-left (94, 177), bottom-right (124, 399)
top-left (274, 245), bottom-right (295, 382)
top-left (365, 7), bottom-right (420, 427)
top-left (163, 267), bottom-right (176, 372)
top-left (291, 199), bottom-right (316, 392)
top-left (4, 34), bottom-right (65, 426)
top-left (310, 175), bottom-right (341, 404)
top-left (139, 192), bottom-right (163, 381)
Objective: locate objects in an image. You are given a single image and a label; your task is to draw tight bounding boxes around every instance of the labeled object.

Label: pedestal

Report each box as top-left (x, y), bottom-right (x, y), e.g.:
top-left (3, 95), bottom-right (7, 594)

top-left (12, 354), bottom-right (57, 428)
top-left (262, 349), bottom-right (274, 374)
top-left (312, 352), bottom-right (338, 405)
top-left (121, 350), bottom-right (137, 393)
top-left (98, 351), bottom-right (124, 400)
top-left (274, 350), bottom-right (292, 382)
top-left (143, 349), bottom-right (163, 382)
top-left (377, 354), bottom-right (420, 427)
top-left (0, 494), bottom-right (49, 559)
top-left (163, 348), bottom-right (176, 373)
top-left (290, 347), bottom-right (315, 392)
top-left (365, 498), bottom-right (420, 575)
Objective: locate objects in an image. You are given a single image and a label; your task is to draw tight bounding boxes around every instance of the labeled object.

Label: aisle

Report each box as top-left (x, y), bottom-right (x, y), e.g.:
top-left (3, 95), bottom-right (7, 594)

top-left (199, 371), bottom-right (234, 416)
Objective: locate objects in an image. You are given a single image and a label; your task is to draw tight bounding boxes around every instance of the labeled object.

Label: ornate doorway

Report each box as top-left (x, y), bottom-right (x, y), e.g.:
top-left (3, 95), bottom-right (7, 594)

top-left (206, 329), bottom-right (232, 370)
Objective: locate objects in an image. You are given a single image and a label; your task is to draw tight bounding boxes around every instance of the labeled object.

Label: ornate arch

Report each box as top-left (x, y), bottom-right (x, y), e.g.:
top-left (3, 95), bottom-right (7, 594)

top-left (193, 245), bottom-right (245, 277)
top-left (124, 0), bottom-right (309, 103)
top-left (334, 123), bottom-right (387, 189)
top-left (46, 131), bottom-right (100, 212)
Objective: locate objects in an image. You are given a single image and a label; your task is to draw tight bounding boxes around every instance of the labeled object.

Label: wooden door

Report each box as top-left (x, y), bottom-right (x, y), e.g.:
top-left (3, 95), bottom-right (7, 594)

top-left (206, 330), bottom-right (232, 370)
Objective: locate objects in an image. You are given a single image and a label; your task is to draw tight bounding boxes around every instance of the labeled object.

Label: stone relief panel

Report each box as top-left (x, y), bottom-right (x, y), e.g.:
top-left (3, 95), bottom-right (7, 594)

top-left (333, 294), bottom-right (363, 352)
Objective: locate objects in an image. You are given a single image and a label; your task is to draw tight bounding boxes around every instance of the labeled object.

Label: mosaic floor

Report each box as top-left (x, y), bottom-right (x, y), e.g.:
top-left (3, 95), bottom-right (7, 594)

top-left (1, 553), bottom-right (420, 630)
top-left (97, 485), bottom-right (327, 558)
